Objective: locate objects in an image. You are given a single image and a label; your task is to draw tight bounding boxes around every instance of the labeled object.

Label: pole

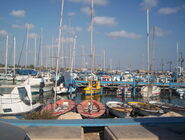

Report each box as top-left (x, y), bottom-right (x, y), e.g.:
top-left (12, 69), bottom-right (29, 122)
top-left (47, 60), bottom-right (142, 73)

top-left (54, 0), bottom-right (65, 104)
top-left (176, 42), bottom-right (179, 75)
top-left (5, 35), bottom-right (9, 75)
top-left (147, 8), bottom-right (150, 98)
top-left (40, 27), bottom-right (43, 67)
top-left (34, 37), bottom-right (37, 69)
top-left (13, 36), bottom-right (16, 75)
top-left (25, 25), bottom-right (29, 69)
top-left (90, 0), bottom-right (94, 111)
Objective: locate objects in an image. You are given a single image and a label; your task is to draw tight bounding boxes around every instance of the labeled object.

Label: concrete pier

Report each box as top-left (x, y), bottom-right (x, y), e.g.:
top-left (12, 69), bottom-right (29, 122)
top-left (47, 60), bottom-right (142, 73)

top-left (20, 126), bottom-right (83, 140)
top-left (104, 124), bottom-right (185, 140)
top-left (1, 117), bottom-right (185, 140)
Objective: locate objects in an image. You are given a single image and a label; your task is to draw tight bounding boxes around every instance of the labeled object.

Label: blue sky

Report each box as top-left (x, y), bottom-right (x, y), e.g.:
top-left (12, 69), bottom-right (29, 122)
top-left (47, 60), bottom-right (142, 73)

top-left (0, 0), bottom-right (185, 71)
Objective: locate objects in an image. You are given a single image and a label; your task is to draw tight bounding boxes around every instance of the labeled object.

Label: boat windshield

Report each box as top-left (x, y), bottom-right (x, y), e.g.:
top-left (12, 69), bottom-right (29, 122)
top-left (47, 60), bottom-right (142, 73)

top-left (18, 87), bottom-right (30, 105)
top-left (0, 87), bottom-right (14, 95)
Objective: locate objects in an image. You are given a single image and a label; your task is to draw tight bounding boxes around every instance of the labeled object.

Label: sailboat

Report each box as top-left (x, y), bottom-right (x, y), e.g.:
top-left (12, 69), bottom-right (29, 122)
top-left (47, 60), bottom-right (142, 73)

top-left (40, 0), bottom-right (76, 116)
top-left (126, 9), bottom-right (164, 117)
top-left (77, 0), bottom-right (105, 118)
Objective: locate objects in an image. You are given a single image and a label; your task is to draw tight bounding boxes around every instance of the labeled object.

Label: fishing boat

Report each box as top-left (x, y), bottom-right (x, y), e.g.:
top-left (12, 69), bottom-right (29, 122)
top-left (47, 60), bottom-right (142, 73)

top-left (128, 101), bottom-right (164, 116)
top-left (0, 84), bottom-right (41, 116)
top-left (82, 80), bottom-right (101, 96)
top-left (149, 100), bottom-right (185, 114)
top-left (77, 100), bottom-right (105, 118)
top-left (41, 99), bottom-right (76, 117)
top-left (106, 101), bottom-right (132, 118)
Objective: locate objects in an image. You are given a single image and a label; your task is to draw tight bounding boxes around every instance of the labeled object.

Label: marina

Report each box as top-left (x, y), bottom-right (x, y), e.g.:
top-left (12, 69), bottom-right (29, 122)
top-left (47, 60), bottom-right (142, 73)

top-left (1, 0), bottom-right (185, 139)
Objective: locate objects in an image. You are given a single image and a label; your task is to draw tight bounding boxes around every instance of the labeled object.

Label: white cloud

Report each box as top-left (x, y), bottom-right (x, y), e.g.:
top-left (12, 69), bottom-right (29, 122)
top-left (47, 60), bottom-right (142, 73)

top-left (11, 24), bottom-right (23, 29)
top-left (10, 10), bottom-right (25, 18)
top-left (29, 33), bottom-right (38, 39)
top-left (68, 12), bottom-right (76, 16)
top-left (0, 29), bottom-right (8, 37)
top-left (158, 7), bottom-right (181, 15)
top-left (153, 26), bottom-right (170, 37)
top-left (94, 16), bottom-right (118, 26)
top-left (25, 23), bottom-right (35, 29)
top-left (69, 0), bottom-right (108, 6)
top-left (81, 7), bottom-right (91, 16)
top-left (107, 30), bottom-right (141, 39)
top-left (140, 0), bottom-right (158, 9)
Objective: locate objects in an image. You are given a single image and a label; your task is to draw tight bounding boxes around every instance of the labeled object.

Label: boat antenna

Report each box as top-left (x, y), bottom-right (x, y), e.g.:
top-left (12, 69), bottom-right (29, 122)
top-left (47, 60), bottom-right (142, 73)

top-left (54, 0), bottom-right (65, 104)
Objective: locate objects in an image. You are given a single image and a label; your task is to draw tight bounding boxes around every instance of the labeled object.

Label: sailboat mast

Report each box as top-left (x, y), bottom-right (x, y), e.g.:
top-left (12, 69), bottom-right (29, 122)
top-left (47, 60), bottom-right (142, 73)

top-left (103, 50), bottom-right (105, 71)
top-left (70, 36), bottom-right (77, 73)
top-left (147, 8), bottom-right (150, 74)
top-left (90, 0), bottom-right (94, 73)
top-left (89, 0), bottom-right (94, 111)
top-left (13, 36), bottom-right (16, 75)
top-left (40, 27), bottom-right (43, 67)
top-left (147, 8), bottom-right (150, 98)
top-left (5, 35), bottom-right (9, 75)
top-left (34, 37), bottom-right (37, 69)
top-left (25, 25), bottom-right (29, 69)
top-left (176, 42), bottom-right (179, 74)
top-left (54, 0), bottom-right (65, 103)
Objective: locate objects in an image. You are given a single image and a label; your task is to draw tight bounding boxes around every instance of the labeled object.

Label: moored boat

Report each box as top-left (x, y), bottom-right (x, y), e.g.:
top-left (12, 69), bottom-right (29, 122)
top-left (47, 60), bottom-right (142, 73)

top-left (0, 84), bottom-right (41, 116)
top-left (149, 100), bottom-right (185, 114)
top-left (82, 80), bottom-right (101, 96)
top-left (41, 99), bottom-right (76, 117)
top-left (106, 101), bottom-right (132, 118)
top-left (77, 100), bottom-right (105, 118)
top-left (128, 101), bottom-right (164, 116)
top-left (141, 85), bottom-right (161, 98)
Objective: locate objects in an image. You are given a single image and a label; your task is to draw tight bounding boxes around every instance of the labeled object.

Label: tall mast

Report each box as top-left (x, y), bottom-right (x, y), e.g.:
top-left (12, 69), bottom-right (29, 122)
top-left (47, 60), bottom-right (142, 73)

top-left (147, 8), bottom-right (150, 74)
top-left (54, 0), bottom-right (65, 103)
top-left (147, 8), bottom-right (150, 98)
top-left (70, 36), bottom-right (77, 73)
top-left (103, 50), bottom-right (105, 71)
top-left (13, 36), bottom-right (16, 75)
top-left (176, 42), bottom-right (179, 73)
top-left (5, 35), bottom-right (9, 75)
top-left (40, 27), bottom-right (43, 67)
top-left (51, 37), bottom-right (54, 68)
top-left (25, 25), bottom-right (29, 69)
top-left (90, 0), bottom-right (94, 73)
top-left (34, 37), bottom-right (37, 69)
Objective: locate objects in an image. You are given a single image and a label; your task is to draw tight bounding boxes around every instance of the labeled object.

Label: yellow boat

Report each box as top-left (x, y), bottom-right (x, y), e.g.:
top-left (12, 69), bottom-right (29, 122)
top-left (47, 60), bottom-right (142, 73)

top-left (82, 80), bottom-right (101, 96)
